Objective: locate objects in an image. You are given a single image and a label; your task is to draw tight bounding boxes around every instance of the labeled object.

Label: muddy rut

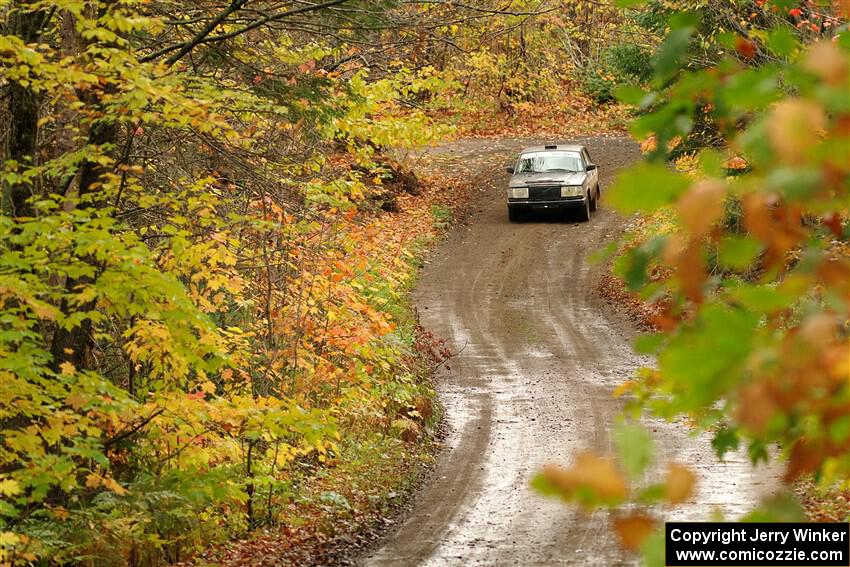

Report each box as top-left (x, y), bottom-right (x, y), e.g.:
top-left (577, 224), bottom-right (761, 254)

top-left (362, 136), bottom-right (779, 567)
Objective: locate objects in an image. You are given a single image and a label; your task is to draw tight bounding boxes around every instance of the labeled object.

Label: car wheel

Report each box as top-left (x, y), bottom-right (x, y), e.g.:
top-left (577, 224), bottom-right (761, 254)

top-left (508, 208), bottom-right (522, 222)
top-left (591, 185), bottom-right (600, 212)
top-left (577, 194), bottom-right (591, 222)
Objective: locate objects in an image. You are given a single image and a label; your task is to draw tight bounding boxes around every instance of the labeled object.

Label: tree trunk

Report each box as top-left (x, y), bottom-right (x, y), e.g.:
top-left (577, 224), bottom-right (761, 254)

top-left (3, 2), bottom-right (51, 218)
top-left (49, 4), bottom-right (118, 372)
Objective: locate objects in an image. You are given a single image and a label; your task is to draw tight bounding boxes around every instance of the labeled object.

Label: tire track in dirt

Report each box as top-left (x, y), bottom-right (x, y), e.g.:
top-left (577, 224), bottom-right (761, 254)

top-left (362, 136), bottom-right (780, 567)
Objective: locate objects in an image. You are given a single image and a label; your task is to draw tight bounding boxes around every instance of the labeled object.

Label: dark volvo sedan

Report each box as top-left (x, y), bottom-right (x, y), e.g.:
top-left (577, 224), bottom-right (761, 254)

top-left (506, 144), bottom-right (600, 222)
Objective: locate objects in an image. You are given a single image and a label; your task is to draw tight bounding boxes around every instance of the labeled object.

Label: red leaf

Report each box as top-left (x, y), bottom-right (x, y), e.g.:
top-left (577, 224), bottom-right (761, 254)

top-left (735, 37), bottom-right (757, 59)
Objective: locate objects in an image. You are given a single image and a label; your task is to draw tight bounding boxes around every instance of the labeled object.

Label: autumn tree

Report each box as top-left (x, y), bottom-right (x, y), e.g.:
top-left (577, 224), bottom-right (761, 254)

top-left (0, 0), bottom-right (465, 562)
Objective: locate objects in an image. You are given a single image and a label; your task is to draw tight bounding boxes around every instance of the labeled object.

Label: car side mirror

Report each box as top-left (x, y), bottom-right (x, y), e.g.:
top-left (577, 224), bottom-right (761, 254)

top-left (506, 166), bottom-right (515, 174)
top-left (586, 164), bottom-right (597, 171)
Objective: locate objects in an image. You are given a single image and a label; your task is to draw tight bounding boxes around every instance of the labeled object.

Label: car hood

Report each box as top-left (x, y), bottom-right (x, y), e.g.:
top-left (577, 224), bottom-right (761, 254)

top-left (510, 171), bottom-right (587, 186)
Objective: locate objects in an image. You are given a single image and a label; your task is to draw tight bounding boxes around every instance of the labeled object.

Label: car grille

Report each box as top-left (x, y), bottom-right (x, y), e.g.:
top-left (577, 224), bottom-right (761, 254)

top-left (527, 186), bottom-right (561, 201)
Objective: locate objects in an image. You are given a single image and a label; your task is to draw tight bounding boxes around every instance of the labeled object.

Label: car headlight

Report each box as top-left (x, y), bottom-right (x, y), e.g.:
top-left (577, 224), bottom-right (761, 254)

top-left (509, 187), bottom-right (529, 199)
top-left (561, 185), bottom-right (583, 197)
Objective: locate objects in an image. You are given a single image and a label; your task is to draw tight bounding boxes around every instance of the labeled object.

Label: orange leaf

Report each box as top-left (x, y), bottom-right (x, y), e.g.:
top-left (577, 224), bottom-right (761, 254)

top-left (665, 463), bottom-right (696, 504)
top-left (65, 394), bottom-right (87, 411)
top-left (766, 99), bottom-right (825, 164)
top-left (103, 477), bottom-right (128, 495)
top-left (85, 473), bottom-right (101, 489)
top-left (613, 513), bottom-right (657, 551)
top-left (737, 381), bottom-right (778, 434)
top-left (543, 451), bottom-right (629, 504)
top-left (677, 179), bottom-right (725, 237)
top-left (735, 37), bottom-right (756, 59)
top-left (785, 438), bottom-right (825, 481)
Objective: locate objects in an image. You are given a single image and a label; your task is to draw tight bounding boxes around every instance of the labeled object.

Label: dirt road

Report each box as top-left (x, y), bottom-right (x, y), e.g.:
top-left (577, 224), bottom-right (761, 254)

top-left (362, 136), bottom-right (778, 566)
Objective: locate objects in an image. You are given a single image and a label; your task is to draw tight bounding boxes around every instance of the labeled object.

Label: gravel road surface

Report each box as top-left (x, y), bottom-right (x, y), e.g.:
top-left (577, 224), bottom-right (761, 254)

top-left (362, 136), bottom-right (779, 567)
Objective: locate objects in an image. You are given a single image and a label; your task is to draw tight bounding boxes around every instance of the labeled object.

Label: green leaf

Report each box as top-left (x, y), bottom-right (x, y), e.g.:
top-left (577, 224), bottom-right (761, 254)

top-left (653, 27), bottom-right (694, 86)
top-left (765, 167), bottom-right (822, 201)
top-left (711, 425), bottom-right (740, 459)
top-left (615, 236), bottom-right (667, 291)
top-left (659, 304), bottom-right (760, 411)
top-left (319, 491), bottom-right (351, 509)
top-left (742, 493), bottom-right (805, 522)
top-left (614, 248), bottom-right (648, 290)
top-left (614, 84), bottom-right (648, 106)
top-left (608, 163), bottom-right (689, 214)
top-left (699, 149), bottom-right (724, 177)
top-left (668, 11), bottom-right (701, 29)
top-left (634, 333), bottom-right (664, 354)
top-left (728, 284), bottom-right (796, 313)
top-left (614, 421), bottom-right (654, 479)
top-left (636, 483), bottom-right (666, 503)
top-left (717, 236), bottom-right (762, 270)
top-left (723, 67), bottom-right (781, 111)
top-left (641, 528), bottom-right (666, 567)
top-left (767, 27), bottom-right (799, 57)
top-left (828, 414), bottom-right (850, 444)
top-left (589, 241), bottom-right (619, 264)
top-left (747, 439), bottom-right (769, 465)
top-left (530, 472), bottom-right (561, 498)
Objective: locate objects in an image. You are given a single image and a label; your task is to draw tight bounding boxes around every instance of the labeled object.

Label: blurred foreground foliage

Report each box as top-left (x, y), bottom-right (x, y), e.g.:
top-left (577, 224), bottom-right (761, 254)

top-left (535, 0), bottom-right (849, 562)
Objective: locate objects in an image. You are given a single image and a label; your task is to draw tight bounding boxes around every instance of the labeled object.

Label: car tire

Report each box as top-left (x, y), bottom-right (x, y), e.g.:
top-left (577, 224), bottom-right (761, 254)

top-left (577, 194), bottom-right (591, 222)
top-left (508, 208), bottom-right (522, 222)
top-left (590, 185), bottom-right (600, 212)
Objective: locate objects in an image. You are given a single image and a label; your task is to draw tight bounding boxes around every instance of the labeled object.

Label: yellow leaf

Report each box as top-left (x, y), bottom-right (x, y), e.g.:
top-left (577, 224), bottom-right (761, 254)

top-left (103, 477), bottom-right (128, 495)
top-left (85, 473), bottom-right (102, 488)
top-left (0, 531), bottom-right (21, 548)
top-left (59, 362), bottom-right (75, 376)
top-left (65, 394), bottom-right (87, 410)
top-left (29, 299), bottom-right (59, 320)
top-left (613, 381), bottom-right (633, 398)
top-left (0, 479), bottom-right (21, 496)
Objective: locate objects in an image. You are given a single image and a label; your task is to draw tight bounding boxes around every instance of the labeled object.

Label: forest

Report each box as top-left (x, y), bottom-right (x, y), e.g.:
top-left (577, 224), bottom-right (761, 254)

top-left (0, 0), bottom-right (847, 565)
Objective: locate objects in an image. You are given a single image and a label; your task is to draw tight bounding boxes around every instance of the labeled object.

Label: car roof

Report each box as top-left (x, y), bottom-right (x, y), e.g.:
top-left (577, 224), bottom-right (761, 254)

top-left (520, 144), bottom-right (586, 154)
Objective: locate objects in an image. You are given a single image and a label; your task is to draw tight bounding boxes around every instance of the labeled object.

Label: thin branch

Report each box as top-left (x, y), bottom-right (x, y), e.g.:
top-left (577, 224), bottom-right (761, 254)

top-left (140, 0), bottom-right (351, 66)
top-left (103, 409), bottom-right (165, 449)
top-left (152, 0), bottom-right (250, 66)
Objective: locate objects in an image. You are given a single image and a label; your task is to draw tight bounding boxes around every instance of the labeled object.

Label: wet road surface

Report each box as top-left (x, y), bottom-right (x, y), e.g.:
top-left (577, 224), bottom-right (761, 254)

top-left (362, 136), bottom-right (779, 567)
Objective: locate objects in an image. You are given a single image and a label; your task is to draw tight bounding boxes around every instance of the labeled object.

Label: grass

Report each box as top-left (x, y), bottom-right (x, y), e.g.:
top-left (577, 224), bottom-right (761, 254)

top-left (431, 204), bottom-right (454, 229)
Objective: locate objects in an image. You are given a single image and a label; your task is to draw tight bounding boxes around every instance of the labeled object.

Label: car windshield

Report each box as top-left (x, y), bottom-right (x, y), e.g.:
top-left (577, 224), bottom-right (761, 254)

top-left (515, 152), bottom-right (582, 173)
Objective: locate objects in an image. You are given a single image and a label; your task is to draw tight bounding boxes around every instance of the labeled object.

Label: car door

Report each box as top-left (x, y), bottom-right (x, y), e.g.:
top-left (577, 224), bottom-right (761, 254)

top-left (582, 148), bottom-right (598, 188)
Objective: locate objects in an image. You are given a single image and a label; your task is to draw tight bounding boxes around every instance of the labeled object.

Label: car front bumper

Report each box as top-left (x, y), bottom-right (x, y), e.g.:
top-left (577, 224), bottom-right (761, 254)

top-left (507, 196), bottom-right (586, 210)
